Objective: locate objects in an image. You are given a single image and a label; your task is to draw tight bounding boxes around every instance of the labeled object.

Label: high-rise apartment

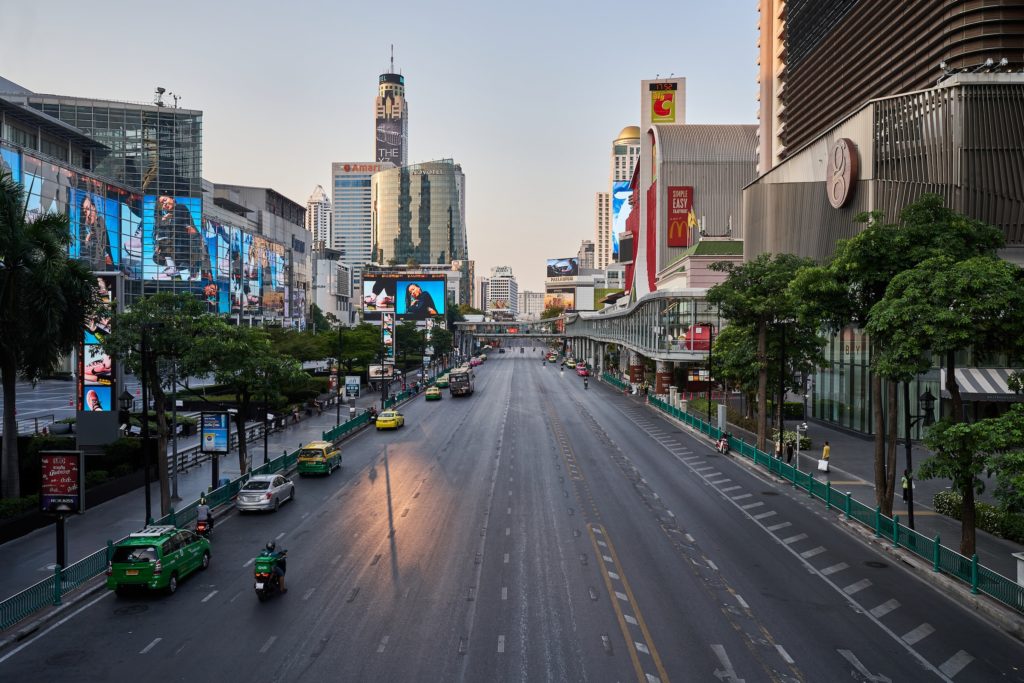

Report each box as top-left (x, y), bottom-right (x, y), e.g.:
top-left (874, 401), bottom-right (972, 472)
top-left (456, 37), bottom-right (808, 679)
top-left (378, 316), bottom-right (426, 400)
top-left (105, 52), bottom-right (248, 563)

top-left (375, 53), bottom-right (408, 167)
top-left (517, 291), bottom-right (545, 320)
top-left (371, 160), bottom-right (467, 266)
top-left (332, 161), bottom-right (391, 293)
top-left (305, 185), bottom-right (331, 245)
top-left (757, 0), bottom-right (1024, 172)
top-left (577, 240), bottom-right (595, 271)
top-left (596, 126), bottom-right (640, 269)
top-left (486, 266), bottom-right (518, 317)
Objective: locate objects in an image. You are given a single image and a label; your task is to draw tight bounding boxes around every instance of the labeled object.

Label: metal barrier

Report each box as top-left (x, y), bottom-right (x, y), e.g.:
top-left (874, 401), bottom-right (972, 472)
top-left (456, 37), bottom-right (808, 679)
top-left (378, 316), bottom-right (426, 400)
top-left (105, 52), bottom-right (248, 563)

top-left (646, 395), bottom-right (1024, 615)
top-left (601, 372), bottom-right (630, 391)
top-left (0, 409), bottom-right (370, 633)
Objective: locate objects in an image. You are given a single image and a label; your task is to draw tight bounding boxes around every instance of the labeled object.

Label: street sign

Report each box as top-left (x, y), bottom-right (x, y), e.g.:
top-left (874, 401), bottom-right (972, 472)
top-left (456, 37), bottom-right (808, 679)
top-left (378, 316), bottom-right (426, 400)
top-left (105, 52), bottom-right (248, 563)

top-left (40, 451), bottom-right (85, 514)
top-left (200, 412), bottom-right (230, 454)
top-left (345, 375), bottom-right (361, 398)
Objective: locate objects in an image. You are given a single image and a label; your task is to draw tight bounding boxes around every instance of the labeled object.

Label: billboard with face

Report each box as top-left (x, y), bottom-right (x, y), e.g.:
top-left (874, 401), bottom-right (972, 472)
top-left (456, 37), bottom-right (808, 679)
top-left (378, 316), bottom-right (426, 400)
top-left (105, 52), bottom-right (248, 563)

top-left (78, 273), bottom-right (118, 412)
top-left (363, 273), bottom-right (446, 320)
top-left (546, 258), bottom-right (579, 278)
top-left (143, 195), bottom-right (205, 281)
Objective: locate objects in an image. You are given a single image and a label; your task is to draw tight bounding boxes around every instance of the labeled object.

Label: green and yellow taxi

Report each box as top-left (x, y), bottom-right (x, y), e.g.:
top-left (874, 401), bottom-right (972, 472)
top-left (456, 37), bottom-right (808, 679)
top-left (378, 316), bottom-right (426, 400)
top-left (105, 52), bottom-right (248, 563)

top-left (425, 386), bottom-right (442, 401)
top-left (564, 359), bottom-right (577, 369)
top-left (376, 410), bottom-right (405, 430)
top-left (435, 374), bottom-right (450, 388)
top-left (106, 525), bottom-right (210, 595)
top-left (297, 439), bottom-right (342, 476)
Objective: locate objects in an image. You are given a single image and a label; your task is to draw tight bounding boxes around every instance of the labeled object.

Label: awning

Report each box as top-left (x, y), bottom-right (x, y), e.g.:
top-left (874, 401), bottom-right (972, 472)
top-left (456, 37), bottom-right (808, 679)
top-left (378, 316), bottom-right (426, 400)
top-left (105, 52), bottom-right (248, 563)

top-left (939, 368), bottom-right (1023, 402)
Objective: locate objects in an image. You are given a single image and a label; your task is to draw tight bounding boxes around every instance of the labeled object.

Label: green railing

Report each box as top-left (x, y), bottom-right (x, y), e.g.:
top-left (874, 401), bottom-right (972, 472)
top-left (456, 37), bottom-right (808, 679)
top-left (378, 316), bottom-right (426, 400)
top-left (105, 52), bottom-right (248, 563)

top-left (647, 395), bottom-right (1024, 615)
top-left (602, 372), bottom-right (630, 391)
top-left (322, 411), bottom-right (370, 442)
top-left (0, 409), bottom-right (372, 633)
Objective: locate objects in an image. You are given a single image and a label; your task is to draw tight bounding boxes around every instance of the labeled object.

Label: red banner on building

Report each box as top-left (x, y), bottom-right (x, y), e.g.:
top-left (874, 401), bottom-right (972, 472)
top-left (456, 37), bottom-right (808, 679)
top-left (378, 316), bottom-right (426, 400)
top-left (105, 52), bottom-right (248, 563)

top-left (667, 186), bottom-right (693, 248)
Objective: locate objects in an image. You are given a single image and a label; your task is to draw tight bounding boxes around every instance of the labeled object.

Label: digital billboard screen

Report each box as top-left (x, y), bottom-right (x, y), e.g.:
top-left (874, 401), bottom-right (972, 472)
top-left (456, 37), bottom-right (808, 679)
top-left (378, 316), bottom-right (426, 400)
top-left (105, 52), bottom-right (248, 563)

top-left (78, 273), bottom-right (117, 412)
top-left (544, 290), bottom-right (575, 310)
top-left (611, 181), bottom-right (633, 260)
top-left (546, 258), bottom-right (579, 278)
top-left (142, 195), bottom-right (205, 281)
top-left (376, 117), bottom-right (404, 164)
top-left (363, 273), bottom-right (446, 320)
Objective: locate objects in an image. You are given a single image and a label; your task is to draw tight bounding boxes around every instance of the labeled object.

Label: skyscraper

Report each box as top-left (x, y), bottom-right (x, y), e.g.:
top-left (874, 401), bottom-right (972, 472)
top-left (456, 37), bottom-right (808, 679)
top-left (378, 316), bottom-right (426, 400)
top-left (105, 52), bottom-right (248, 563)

top-left (305, 185), bottom-right (331, 245)
top-left (597, 126), bottom-right (641, 269)
top-left (486, 266), bottom-right (518, 317)
top-left (332, 161), bottom-right (391, 293)
top-left (757, 0), bottom-right (1024, 172)
top-left (375, 50), bottom-right (408, 167)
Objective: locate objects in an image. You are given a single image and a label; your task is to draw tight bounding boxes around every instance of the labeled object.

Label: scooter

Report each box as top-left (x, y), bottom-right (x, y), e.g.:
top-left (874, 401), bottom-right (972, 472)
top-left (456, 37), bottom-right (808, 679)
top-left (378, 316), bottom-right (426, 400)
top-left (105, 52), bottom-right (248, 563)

top-left (716, 437), bottom-right (730, 454)
top-left (254, 550), bottom-right (287, 602)
top-left (584, 378), bottom-right (589, 390)
top-left (195, 518), bottom-right (212, 538)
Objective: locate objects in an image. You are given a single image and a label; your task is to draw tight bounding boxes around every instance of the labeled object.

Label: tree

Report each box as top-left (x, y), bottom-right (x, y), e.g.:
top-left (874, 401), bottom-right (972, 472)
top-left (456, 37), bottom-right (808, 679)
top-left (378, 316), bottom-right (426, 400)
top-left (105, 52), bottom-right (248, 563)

top-left (708, 253), bottom-right (820, 451)
top-left (429, 326), bottom-right (454, 363)
top-left (791, 194), bottom-right (1005, 514)
top-left (266, 327), bottom-right (330, 363)
top-left (308, 303), bottom-right (331, 334)
top-left (395, 321), bottom-right (425, 365)
top-left (192, 322), bottom-right (306, 474)
top-left (540, 304), bottom-right (565, 320)
top-left (103, 293), bottom-right (210, 514)
top-left (0, 171), bottom-right (98, 498)
top-left (457, 304), bottom-right (483, 316)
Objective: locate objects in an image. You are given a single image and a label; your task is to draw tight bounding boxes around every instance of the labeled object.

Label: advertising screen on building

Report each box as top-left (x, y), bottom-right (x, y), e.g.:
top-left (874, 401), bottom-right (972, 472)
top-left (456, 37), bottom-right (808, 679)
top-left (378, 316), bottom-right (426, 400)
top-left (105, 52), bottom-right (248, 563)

top-left (544, 290), bottom-right (575, 310)
top-left (363, 272), bottom-right (446, 320)
top-left (667, 186), bottom-right (694, 248)
top-left (78, 273), bottom-right (117, 412)
top-left (142, 195), bottom-right (204, 281)
top-left (611, 181), bottom-right (633, 260)
top-left (650, 81), bottom-right (678, 123)
top-left (546, 258), bottom-right (579, 278)
top-left (376, 117), bottom-right (404, 164)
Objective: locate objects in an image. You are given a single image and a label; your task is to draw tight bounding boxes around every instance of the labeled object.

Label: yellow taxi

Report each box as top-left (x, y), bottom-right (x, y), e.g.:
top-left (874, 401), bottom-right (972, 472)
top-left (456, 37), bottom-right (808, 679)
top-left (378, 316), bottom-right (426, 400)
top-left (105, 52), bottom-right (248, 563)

top-left (425, 386), bottom-right (442, 401)
top-left (297, 440), bottom-right (342, 476)
top-left (375, 410), bottom-right (405, 430)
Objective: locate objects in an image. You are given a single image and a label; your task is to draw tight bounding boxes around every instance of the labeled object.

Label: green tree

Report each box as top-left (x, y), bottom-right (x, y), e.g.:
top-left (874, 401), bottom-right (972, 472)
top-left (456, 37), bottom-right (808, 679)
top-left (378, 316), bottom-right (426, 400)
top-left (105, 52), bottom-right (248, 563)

top-left (102, 293), bottom-right (209, 514)
top-left (540, 304), bottom-right (565, 320)
top-left (395, 321), bottom-right (425, 365)
top-left (791, 194), bottom-right (1004, 514)
top-left (0, 171), bottom-right (98, 498)
top-left (308, 303), bottom-right (331, 334)
top-left (192, 322), bottom-right (306, 474)
top-left (708, 253), bottom-right (820, 451)
top-left (267, 327), bottom-right (330, 363)
top-left (457, 304), bottom-right (483, 316)
top-left (430, 326), bottom-right (454, 361)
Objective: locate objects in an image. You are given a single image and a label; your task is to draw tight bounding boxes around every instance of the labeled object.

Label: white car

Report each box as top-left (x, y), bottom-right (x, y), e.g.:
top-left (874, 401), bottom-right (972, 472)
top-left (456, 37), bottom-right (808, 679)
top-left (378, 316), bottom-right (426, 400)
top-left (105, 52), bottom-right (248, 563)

top-left (236, 474), bottom-right (295, 513)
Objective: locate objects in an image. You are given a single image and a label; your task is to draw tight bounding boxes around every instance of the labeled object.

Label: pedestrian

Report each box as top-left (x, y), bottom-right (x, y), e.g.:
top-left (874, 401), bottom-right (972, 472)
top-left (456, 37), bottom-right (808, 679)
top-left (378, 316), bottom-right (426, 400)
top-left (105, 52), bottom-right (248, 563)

top-left (785, 441), bottom-right (794, 464)
top-left (822, 441), bottom-right (830, 460)
top-left (901, 469), bottom-right (911, 502)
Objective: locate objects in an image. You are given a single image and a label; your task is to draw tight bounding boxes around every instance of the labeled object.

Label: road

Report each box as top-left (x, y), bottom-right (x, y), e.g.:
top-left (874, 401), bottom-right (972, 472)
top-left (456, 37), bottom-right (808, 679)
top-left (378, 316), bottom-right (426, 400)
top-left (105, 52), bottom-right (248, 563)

top-left (2, 347), bottom-right (1021, 682)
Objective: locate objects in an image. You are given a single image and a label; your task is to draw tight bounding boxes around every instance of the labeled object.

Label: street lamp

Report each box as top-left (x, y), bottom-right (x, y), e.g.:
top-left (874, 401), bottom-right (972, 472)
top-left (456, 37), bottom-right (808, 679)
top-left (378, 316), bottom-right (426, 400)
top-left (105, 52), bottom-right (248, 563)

top-left (139, 323), bottom-right (161, 525)
top-left (903, 386), bottom-right (936, 529)
top-left (794, 422), bottom-right (808, 473)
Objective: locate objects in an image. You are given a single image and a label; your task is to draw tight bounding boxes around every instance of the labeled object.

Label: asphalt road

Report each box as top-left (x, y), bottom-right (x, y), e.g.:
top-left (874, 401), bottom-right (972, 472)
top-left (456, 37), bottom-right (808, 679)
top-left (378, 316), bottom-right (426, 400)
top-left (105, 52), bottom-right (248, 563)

top-left (2, 346), bottom-right (1021, 682)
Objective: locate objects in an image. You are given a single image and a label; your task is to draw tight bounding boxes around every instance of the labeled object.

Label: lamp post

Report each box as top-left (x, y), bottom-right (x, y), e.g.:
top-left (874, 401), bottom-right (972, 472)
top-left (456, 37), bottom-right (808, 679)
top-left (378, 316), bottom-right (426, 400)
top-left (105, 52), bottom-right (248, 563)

top-left (140, 325), bottom-right (153, 524)
top-left (707, 323), bottom-right (715, 425)
top-left (777, 322), bottom-right (787, 460)
top-left (903, 385), bottom-right (936, 530)
top-left (795, 421), bottom-right (808, 473)
top-left (169, 358), bottom-right (180, 502)
top-left (263, 371), bottom-right (270, 465)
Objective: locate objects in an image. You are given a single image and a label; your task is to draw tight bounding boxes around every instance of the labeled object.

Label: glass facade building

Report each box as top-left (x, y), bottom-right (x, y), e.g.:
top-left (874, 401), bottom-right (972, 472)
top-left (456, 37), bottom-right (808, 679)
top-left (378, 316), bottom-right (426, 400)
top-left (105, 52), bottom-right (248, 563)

top-left (332, 162), bottom-right (390, 293)
top-left (371, 160), bottom-right (467, 266)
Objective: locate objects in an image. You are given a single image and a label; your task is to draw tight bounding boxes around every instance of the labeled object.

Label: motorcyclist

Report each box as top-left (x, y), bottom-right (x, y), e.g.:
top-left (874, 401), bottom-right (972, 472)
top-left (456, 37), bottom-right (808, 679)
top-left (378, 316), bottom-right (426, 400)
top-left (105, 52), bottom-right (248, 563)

top-left (584, 377), bottom-right (589, 389)
top-left (196, 497), bottom-right (213, 532)
top-left (716, 434), bottom-right (731, 454)
top-left (263, 541), bottom-right (287, 593)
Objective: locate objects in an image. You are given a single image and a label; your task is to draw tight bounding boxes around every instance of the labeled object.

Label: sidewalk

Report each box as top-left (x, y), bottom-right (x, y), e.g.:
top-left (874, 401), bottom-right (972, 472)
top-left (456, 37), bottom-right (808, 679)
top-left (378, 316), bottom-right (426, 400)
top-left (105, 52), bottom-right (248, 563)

top-left (628, 388), bottom-right (1023, 579)
top-left (1, 387), bottom-right (390, 598)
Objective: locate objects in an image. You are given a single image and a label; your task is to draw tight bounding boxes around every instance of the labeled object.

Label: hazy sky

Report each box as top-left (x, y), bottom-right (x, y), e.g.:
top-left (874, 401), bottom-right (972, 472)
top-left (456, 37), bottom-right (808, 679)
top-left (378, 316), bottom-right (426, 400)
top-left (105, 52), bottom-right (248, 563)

top-left (1, 0), bottom-right (758, 292)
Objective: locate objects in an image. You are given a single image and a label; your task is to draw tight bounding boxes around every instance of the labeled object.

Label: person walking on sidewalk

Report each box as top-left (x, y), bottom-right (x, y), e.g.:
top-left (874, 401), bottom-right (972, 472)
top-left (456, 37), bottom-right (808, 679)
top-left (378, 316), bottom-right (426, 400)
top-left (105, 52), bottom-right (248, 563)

top-left (785, 441), bottom-right (794, 464)
top-left (901, 469), bottom-right (911, 502)
top-left (822, 440), bottom-right (831, 461)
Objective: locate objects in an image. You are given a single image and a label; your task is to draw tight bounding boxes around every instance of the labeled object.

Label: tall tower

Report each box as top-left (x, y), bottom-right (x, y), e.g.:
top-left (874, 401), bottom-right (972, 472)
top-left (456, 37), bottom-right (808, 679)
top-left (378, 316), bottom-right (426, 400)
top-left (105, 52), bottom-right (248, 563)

top-left (305, 185), bottom-right (332, 245)
top-left (375, 46), bottom-right (408, 167)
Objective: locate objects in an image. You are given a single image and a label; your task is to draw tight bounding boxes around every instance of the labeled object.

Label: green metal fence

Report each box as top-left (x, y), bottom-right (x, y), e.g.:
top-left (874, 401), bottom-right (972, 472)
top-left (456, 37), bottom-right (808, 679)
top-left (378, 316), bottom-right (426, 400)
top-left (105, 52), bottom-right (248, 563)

top-left (601, 373), bottom-right (630, 391)
top-left (0, 409), bottom-right (372, 632)
top-left (647, 396), bottom-right (1024, 615)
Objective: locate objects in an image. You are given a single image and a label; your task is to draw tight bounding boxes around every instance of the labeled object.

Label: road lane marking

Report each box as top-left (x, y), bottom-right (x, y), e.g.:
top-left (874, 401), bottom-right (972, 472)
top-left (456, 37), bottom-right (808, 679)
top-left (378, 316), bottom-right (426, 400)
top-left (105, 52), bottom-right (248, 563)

top-left (753, 511), bottom-right (777, 520)
top-left (603, 555), bottom-right (614, 563)
top-left (869, 598), bottom-right (900, 618)
top-left (505, 527), bottom-right (511, 536)
top-left (939, 650), bottom-right (974, 678)
top-left (684, 533), bottom-right (696, 543)
top-left (782, 533), bottom-right (808, 544)
top-left (275, 532), bottom-right (285, 540)
top-left (766, 521), bottom-right (791, 531)
top-left (800, 546), bottom-right (826, 559)
top-left (731, 493), bottom-right (753, 501)
top-left (259, 635), bottom-right (277, 653)
top-left (741, 502), bottom-right (764, 510)
top-left (843, 578), bottom-right (871, 595)
top-left (635, 642), bottom-right (650, 654)
top-left (624, 614), bottom-right (638, 625)
top-left (821, 562), bottom-right (849, 576)
top-left (615, 591), bottom-right (629, 601)
top-left (497, 635), bottom-right (505, 653)
top-left (734, 594), bottom-right (750, 609)
top-left (710, 644), bottom-right (743, 683)
top-left (377, 635), bottom-right (389, 653)
top-left (503, 553), bottom-right (509, 564)
top-left (710, 478), bottom-right (731, 485)
top-left (243, 558), bottom-right (255, 567)
top-left (706, 559), bottom-right (719, 571)
top-left (303, 588), bottom-right (315, 601)
top-left (776, 644), bottom-right (795, 664)
top-left (139, 638), bottom-right (161, 654)
top-left (201, 590), bottom-right (218, 603)
top-left (901, 623), bottom-right (935, 645)
top-left (721, 486), bottom-right (741, 492)
top-left (501, 587), bottom-right (508, 600)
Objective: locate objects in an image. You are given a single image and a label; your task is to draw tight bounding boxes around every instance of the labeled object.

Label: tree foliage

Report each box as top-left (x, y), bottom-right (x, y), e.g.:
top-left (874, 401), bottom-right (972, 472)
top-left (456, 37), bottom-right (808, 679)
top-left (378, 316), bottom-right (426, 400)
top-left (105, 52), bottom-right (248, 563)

top-left (540, 304), bottom-right (565, 320)
top-left (1, 171), bottom-right (98, 498)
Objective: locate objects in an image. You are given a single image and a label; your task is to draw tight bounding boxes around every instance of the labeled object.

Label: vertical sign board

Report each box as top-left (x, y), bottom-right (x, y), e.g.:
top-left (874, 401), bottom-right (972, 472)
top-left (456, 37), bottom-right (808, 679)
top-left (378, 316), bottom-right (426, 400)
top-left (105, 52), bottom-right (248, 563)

top-left (345, 376), bottom-right (361, 399)
top-left (40, 451), bottom-right (85, 514)
top-left (667, 186), bottom-right (694, 248)
top-left (650, 82), bottom-right (678, 124)
top-left (200, 412), bottom-right (230, 454)
top-left (382, 311), bottom-right (396, 368)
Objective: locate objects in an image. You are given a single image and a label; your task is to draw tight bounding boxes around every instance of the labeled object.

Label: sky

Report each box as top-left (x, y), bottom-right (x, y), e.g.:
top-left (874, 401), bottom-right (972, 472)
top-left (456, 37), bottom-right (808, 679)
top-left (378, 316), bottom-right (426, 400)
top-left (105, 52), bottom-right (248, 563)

top-left (1, 0), bottom-right (758, 293)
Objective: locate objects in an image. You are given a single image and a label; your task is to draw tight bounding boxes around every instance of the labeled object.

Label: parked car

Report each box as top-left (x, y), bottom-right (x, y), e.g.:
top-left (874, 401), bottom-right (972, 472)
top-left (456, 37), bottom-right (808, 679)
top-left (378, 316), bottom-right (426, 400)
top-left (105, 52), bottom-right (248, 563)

top-left (106, 525), bottom-right (210, 595)
top-left (237, 474), bottom-right (296, 512)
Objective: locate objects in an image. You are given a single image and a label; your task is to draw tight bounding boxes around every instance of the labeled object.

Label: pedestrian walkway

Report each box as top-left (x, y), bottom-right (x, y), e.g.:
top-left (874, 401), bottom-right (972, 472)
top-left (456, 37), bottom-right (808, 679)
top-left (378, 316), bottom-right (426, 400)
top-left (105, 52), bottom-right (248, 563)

top-left (1, 388), bottom-right (388, 598)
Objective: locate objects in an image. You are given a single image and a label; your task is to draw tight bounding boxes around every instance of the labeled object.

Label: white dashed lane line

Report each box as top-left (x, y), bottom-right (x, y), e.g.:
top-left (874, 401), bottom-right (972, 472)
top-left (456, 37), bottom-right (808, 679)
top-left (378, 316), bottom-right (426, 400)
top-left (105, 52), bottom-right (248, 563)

top-left (939, 651), bottom-right (974, 678)
top-left (843, 578), bottom-right (872, 595)
top-left (869, 599), bottom-right (900, 618)
top-left (782, 533), bottom-right (808, 545)
top-left (820, 562), bottom-right (849, 576)
top-left (139, 638), bottom-right (161, 654)
top-left (901, 623), bottom-right (935, 645)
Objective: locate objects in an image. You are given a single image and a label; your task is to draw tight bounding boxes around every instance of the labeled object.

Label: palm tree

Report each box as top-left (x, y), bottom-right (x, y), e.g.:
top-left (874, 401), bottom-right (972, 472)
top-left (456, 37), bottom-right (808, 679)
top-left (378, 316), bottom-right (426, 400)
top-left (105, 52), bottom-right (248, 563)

top-left (0, 171), bottom-right (97, 498)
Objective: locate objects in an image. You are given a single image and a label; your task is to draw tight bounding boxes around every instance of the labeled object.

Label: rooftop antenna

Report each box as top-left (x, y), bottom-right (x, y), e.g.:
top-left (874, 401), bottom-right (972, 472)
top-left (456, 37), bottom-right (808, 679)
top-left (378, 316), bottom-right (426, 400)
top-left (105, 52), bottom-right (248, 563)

top-left (390, 44), bottom-right (394, 73)
top-left (154, 86), bottom-right (165, 106)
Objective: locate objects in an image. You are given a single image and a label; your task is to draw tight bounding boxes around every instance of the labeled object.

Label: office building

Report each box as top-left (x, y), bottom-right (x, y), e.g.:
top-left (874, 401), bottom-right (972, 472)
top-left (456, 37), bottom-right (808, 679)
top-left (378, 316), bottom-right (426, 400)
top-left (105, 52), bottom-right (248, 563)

top-left (757, 0), bottom-right (1024, 172)
top-left (597, 126), bottom-right (641, 268)
top-left (311, 246), bottom-right (354, 327)
top-left (486, 266), bottom-right (518, 318)
top-left (476, 276), bottom-right (489, 312)
top-left (371, 159), bottom-right (467, 266)
top-left (332, 161), bottom-right (391, 293)
top-left (451, 259), bottom-right (475, 307)
top-left (577, 240), bottom-right (595, 271)
top-left (517, 291), bottom-right (545, 320)
top-left (305, 185), bottom-right (331, 245)
top-left (375, 55), bottom-right (408, 167)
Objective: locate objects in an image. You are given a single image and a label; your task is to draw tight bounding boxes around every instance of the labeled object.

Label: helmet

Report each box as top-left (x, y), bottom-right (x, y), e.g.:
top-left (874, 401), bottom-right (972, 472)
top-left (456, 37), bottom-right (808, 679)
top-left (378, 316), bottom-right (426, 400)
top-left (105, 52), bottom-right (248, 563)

top-left (266, 541), bottom-right (276, 552)
top-left (199, 497), bottom-right (207, 505)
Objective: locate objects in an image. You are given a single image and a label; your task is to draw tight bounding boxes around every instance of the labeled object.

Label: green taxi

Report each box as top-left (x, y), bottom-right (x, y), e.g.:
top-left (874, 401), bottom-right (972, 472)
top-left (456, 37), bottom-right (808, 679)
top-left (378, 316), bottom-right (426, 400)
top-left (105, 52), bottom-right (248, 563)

top-left (106, 525), bottom-right (210, 595)
top-left (297, 440), bottom-right (342, 476)
top-left (425, 386), bottom-right (442, 401)
top-left (435, 374), bottom-right (450, 388)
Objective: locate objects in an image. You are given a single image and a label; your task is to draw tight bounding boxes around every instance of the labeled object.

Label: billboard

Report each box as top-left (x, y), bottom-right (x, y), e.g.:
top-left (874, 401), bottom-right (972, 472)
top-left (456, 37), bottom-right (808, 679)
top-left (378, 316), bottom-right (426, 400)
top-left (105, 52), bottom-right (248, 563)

top-left (667, 186), bottom-right (694, 248)
top-left (544, 290), bottom-right (575, 310)
top-left (40, 451), bottom-right (85, 514)
top-left (201, 412), bottom-right (230, 454)
top-left (382, 312), bottom-right (396, 364)
top-left (363, 272), bottom-right (446, 320)
top-left (376, 117), bottom-right (404, 164)
top-left (368, 365), bottom-right (397, 380)
top-left (345, 376), bottom-right (361, 399)
top-left (650, 82), bottom-right (678, 123)
top-left (546, 258), bottom-right (579, 278)
top-left (78, 273), bottom-right (118, 412)
top-left (611, 181), bottom-right (633, 260)
top-left (142, 195), bottom-right (205, 281)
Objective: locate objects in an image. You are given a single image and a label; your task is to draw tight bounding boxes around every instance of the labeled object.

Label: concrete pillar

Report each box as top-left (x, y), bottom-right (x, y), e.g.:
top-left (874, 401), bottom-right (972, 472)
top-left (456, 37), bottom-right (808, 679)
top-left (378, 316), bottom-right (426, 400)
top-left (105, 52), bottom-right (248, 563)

top-left (655, 360), bottom-right (672, 395)
top-left (628, 350), bottom-right (644, 384)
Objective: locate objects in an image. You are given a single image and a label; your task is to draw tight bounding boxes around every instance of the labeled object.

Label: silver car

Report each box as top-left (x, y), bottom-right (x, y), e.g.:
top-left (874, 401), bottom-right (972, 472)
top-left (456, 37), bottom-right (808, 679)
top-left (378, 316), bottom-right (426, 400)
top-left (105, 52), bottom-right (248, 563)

top-left (236, 474), bottom-right (295, 512)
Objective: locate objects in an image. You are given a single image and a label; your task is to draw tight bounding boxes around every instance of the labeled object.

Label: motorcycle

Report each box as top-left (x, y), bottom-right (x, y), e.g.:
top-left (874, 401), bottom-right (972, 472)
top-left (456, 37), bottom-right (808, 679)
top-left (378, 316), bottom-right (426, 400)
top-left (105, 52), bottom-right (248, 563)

top-left (195, 518), bottom-right (212, 538)
top-left (716, 437), bottom-right (730, 454)
top-left (584, 378), bottom-right (589, 390)
top-left (254, 550), bottom-right (287, 602)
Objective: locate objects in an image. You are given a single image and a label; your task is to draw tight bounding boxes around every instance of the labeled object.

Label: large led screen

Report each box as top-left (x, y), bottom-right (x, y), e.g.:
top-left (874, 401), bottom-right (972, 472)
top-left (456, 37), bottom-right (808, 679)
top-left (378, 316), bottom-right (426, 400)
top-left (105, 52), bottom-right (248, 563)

top-left (611, 181), bottom-right (633, 260)
top-left (142, 195), bottom-right (204, 281)
top-left (0, 146), bottom-right (21, 183)
top-left (363, 273), bottom-right (446, 320)
top-left (78, 273), bottom-right (117, 412)
top-left (546, 258), bottom-right (579, 278)
top-left (70, 184), bottom-right (119, 270)
top-left (544, 290), bottom-right (575, 310)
